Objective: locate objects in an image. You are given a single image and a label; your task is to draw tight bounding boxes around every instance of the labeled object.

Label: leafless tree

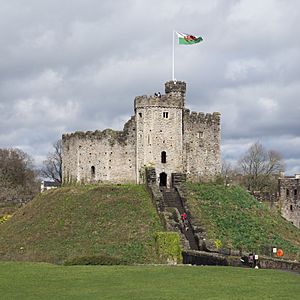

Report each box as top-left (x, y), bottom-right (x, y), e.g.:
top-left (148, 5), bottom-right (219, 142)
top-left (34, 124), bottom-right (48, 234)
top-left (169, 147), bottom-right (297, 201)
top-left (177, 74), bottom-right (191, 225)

top-left (238, 142), bottom-right (284, 192)
top-left (41, 140), bottom-right (62, 183)
top-left (0, 148), bottom-right (39, 203)
top-left (221, 160), bottom-right (235, 185)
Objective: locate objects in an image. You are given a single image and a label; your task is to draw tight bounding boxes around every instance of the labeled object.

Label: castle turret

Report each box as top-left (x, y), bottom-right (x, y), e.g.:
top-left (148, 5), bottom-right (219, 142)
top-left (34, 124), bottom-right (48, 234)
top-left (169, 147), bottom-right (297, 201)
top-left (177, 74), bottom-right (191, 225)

top-left (165, 80), bottom-right (186, 95)
top-left (135, 81), bottom-right (185, 186)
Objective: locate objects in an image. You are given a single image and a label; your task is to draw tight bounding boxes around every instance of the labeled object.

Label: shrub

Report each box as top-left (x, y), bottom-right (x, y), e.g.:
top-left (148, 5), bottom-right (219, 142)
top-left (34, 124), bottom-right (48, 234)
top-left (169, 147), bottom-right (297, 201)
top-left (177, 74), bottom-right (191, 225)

top-left (0, 215), bottom-right (12, 224)
top-left (155, 232), bottom-right (182, 264)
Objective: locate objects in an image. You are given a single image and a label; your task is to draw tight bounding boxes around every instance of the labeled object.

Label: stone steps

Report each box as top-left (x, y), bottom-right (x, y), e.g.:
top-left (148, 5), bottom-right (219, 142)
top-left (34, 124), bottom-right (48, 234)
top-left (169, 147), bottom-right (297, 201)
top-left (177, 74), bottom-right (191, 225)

top-left (162, 188), bottom-right (199, 251)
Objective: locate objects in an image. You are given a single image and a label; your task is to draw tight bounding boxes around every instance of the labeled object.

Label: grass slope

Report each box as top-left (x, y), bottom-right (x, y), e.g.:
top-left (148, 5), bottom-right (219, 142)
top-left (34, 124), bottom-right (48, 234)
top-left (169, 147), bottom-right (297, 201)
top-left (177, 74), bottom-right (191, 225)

top-left (1, 262), bottom-right (300, 300)
top-left (0, 185), bottom-right (163, 264)
top-left (187, 183), bottom-right (300, 259)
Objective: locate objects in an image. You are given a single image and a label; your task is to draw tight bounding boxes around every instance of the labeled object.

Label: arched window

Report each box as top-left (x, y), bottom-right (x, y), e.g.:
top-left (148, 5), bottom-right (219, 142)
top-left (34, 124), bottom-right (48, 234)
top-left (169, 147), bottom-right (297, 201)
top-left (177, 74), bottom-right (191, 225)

top-left (91, 166), bottom-right (95, 179)
top-left (161, 151), bottom-right (166, 163)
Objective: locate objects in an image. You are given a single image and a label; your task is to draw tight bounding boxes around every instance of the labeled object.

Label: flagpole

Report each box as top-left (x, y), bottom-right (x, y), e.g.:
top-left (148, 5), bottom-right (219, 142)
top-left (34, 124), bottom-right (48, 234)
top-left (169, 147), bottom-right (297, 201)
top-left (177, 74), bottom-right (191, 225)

top-left (172, 30), bottom-right (175, 81)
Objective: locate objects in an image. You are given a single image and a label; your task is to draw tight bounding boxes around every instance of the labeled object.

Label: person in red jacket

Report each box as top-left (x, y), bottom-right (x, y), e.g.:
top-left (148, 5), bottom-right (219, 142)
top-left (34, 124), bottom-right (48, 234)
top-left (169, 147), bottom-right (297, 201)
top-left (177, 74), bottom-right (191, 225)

top-left (181, 212), bottom-right (188, 231)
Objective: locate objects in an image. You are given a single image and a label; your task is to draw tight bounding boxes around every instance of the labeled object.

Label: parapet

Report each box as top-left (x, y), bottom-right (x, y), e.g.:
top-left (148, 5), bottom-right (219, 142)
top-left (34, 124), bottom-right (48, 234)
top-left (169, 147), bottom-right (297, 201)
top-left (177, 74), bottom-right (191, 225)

top-left (184, 109), bottom-right (221, 125)
top-left (134, 94), bottom-right (184, 110)
top-left (165, 81), bottom-right (186, 95)
top-left (62, 128), bottom-right (128, 146)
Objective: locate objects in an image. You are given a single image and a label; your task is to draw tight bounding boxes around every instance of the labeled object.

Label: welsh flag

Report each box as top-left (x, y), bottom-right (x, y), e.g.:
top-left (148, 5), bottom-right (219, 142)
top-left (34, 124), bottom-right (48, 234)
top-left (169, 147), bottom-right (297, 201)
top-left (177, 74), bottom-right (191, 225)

top-left (176, 32), bottom-right (203, 45)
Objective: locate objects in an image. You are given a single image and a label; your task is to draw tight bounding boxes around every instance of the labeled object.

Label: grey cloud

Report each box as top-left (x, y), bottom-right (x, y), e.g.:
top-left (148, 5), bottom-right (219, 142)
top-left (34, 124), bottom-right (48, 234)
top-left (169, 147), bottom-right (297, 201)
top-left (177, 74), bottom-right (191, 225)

top-left (0, 0), bottom-right (299, 175)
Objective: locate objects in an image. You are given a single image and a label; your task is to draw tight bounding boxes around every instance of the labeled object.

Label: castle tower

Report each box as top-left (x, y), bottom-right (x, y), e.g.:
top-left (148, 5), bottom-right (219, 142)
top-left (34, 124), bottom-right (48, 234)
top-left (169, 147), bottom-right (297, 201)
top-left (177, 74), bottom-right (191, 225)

top-left (134, 81), bottom-right (186, 187)
top-left (62, 80), bottom-right (221, 186)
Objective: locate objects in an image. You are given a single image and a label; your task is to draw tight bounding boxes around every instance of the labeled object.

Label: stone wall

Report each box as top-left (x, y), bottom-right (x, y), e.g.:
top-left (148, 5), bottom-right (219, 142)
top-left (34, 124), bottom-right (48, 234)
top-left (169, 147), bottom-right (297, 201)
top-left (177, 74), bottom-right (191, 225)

top-left (279, 174), bottom-right (300, 228)
top-left (183, 110), bottom-right (221, 181)
top-left (62, 117), bottom-right (136, 184)
top-left (183, 250), bottom-right (300, 272)
top-left (134, 81), bottom-right (185, 186)
top-left (62, 80), bottom-right (221, 185)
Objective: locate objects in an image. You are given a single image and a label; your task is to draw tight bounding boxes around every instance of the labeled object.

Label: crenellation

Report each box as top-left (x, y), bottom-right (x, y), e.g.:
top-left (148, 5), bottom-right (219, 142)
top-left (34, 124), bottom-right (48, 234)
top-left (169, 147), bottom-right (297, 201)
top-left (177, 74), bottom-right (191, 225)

top-left (62, 81), bottom-right (221, 186)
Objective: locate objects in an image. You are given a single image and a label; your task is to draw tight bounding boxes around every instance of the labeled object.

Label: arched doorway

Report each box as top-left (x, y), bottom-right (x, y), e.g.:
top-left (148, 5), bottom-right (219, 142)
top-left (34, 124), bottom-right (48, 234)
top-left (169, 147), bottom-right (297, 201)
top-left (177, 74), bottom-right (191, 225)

top-left (159, 172), bottom-right (167, 187)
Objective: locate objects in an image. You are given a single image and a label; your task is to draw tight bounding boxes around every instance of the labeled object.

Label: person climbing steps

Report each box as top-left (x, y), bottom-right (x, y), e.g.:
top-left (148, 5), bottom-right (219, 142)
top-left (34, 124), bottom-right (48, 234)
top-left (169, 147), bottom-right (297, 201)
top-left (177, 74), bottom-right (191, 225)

top-left (181, 212), bottom-right (189, 231)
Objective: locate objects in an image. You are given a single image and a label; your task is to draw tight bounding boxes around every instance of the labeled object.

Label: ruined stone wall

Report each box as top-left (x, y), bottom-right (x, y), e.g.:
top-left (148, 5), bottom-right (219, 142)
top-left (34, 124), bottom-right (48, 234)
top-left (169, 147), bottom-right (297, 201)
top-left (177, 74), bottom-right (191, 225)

top-left (279, 175), bottom-right (300, 228)
top-left (134, 81), bottom-right (185, 186)
top-left (183, 110), bottom-right (221, 181)
top-left (62, 117), bottom-right (136, 184)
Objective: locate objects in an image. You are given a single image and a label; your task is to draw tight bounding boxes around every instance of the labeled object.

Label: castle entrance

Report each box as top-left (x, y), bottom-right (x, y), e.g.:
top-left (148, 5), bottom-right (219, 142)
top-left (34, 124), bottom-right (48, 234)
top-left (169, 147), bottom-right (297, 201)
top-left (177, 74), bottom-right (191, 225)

top-left (159, 172), bottom-right (167, 187)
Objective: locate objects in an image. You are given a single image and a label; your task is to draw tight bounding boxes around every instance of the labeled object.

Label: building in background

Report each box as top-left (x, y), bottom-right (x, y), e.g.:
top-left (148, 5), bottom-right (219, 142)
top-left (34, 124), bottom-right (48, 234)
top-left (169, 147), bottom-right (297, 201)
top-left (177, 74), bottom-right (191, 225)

top-left (279, 173), bottom-right (300, 228)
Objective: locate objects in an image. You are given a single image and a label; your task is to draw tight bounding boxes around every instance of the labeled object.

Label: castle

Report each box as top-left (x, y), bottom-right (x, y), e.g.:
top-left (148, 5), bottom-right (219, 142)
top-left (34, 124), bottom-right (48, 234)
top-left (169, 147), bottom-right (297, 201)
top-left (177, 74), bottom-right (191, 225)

top-left (279, 173), bottom-right (300, 228)
top-left (62, 81), bottom-right (221, 187)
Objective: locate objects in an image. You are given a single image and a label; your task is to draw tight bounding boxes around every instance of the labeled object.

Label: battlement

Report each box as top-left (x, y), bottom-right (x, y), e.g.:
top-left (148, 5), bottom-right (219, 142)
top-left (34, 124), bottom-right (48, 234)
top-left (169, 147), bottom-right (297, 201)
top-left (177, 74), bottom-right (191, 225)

top-left (62, 80), bottom-right (221, 186)
top-left (62, 127), bottom-right (130, 147)
top-left (184, 109), bottom-right (221, 125)
top-left (134, 81), bottom-right (186, 110)
top-left (165, 80), bottom-right (186, 95)
top-left (134, 94), bottom-right (184, 110)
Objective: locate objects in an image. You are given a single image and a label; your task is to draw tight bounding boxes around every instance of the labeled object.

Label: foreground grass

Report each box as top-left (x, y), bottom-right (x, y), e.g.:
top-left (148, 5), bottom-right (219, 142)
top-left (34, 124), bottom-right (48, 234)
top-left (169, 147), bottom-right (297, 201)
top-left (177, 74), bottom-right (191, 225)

top-left (0, 262), bottom-right (299, 300)
top-left (0, 185), bottom-right (163, 264)
top-left (186, 183), bottom-right (300, 259)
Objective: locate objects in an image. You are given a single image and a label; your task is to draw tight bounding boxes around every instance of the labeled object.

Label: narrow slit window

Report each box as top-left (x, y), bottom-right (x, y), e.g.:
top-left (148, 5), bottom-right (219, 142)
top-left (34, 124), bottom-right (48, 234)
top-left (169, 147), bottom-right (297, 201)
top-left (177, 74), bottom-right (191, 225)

top-left (294, 189), bottom-right (298, 196)
top-left (161, 151), bottom-right (166, 163)
top-left (286, 189), bottom-right (290, 197)
top-left (91, 166), bottom-right (95, 179)
top-left (290, 205), bottom-right (293, 211)
top-left (139, 112), bottom-right (142, 117)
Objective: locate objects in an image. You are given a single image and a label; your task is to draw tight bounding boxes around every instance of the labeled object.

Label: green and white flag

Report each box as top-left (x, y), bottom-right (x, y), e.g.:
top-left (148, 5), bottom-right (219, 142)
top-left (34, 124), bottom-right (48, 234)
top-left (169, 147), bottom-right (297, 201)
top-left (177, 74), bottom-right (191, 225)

top-left (176, 32), bottom-right (203, 45)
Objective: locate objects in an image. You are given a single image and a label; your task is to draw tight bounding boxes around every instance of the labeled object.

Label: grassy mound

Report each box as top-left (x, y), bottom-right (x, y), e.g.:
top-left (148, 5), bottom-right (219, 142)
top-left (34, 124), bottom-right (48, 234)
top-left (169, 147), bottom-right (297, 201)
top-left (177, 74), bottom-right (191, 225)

top-left (0, 184), bottom-right (163, 264)
top-left (186, 183), bottom-right (300, 259)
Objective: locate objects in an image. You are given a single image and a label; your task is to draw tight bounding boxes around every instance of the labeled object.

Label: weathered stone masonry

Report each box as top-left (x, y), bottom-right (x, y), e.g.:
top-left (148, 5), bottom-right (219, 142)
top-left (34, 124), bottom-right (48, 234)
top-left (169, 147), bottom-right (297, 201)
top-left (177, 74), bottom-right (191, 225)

top-left (279, 174), bottom-right (300, 228)
top-left (62, 81), bottom-right (221, 186)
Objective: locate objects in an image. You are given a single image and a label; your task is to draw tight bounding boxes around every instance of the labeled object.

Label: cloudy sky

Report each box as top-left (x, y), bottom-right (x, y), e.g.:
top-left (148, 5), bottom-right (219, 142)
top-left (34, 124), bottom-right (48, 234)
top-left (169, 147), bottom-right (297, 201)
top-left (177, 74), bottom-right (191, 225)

top-left (0, 0), bottom-right (299, 174)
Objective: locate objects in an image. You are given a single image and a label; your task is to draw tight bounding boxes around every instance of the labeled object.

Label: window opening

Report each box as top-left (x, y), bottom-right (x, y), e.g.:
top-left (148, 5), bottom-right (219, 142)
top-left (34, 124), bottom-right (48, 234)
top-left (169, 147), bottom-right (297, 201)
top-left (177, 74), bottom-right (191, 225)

top-left (91, 166), bottom-right (95, 179)
top-left (290, 205), bottom-right (293, 211)
top-left (139, 112), bottom-right (142, 117)
top-left (294, 189), bottom-right (298, 196)
top-left (161, 151), bottom-right (166, 163)
top-left (286, 189), bottom-right (290, 196)
top-left (163, 112), bottom-right (169, 118)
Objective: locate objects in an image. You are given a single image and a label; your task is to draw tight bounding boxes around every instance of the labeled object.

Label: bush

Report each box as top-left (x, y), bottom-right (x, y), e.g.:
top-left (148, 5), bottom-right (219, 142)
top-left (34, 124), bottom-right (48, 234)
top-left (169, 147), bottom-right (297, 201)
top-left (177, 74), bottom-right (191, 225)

top-left (0, 215), bottom-right (12, 224)
top-left (155, 232), bottom-right (182, 264)
top-left (64, 254), bottom-right (128, 266)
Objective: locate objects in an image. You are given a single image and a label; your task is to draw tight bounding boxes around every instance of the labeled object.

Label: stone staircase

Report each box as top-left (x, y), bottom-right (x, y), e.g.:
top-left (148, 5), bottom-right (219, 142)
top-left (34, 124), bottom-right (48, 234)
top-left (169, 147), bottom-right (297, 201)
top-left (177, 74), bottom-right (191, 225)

top-left (162, 188), bottom-right (199, 250)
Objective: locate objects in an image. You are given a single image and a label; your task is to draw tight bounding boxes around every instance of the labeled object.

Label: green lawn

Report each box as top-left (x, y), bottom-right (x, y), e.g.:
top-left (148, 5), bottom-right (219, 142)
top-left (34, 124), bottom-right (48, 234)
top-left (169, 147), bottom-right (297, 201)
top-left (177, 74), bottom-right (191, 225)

top-left (0, 262), bottom-right (299, 300)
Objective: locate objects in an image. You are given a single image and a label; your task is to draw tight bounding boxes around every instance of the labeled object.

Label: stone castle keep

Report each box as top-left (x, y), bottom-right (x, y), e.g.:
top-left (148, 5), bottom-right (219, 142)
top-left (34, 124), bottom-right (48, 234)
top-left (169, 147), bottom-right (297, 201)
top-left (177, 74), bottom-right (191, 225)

top-left (62, 81), bottom-right (221, 187)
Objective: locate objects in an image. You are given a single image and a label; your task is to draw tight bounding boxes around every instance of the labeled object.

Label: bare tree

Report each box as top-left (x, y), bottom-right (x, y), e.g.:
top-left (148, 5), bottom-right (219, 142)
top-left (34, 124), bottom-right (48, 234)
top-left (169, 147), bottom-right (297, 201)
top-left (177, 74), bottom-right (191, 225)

top-left (41, 140), bottom-right (62, 183)
top-left (238, 142), bottom-right (284, 192)
top-left (0, 148), bottom-right (39, 203)
top-left (221, 160), bottom-right (235, 185)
